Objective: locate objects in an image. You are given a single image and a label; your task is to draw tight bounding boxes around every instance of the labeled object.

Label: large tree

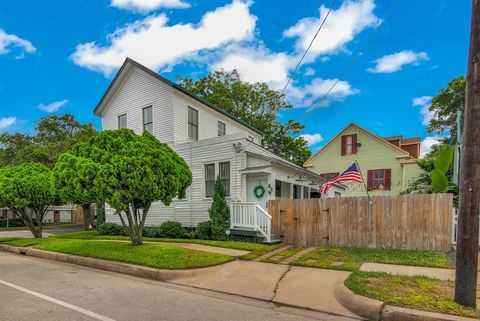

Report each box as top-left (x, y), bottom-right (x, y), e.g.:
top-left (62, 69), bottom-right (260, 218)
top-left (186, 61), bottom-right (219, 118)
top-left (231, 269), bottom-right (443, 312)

top-left (0, 163), bottom-right (57, 238)
top-left (59, 129), bottom-right (192, 245)
top-left (0, 113), bottom-right (96, 167)
top-left (178, 69), bottom-right (311, 165)
top-left (428, 75), bottom-right (466, 142)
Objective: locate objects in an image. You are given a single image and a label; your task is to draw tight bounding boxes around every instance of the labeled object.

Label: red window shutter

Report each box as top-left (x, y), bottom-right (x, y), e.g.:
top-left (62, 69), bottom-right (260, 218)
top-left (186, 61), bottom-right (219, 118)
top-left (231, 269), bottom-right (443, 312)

top-left (352, 134), bottom-right (358, 154)
top-left (367, 170), bottom-right (373, 191)
top-left (384, 168), bottom-right (392, 190)
top-left (341, 136), bottom-right (346, 156)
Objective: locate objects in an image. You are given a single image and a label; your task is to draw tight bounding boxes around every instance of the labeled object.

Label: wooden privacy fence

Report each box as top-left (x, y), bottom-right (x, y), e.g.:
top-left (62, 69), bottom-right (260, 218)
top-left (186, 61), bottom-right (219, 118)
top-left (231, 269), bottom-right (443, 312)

top-left (268, 193), bottom-right (454, 252)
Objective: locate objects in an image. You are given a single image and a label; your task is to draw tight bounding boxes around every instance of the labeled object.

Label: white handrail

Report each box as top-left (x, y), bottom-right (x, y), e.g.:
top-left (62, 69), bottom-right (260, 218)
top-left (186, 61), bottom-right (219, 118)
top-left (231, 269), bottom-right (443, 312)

top-left (230, 202), bottom-right (272, 243)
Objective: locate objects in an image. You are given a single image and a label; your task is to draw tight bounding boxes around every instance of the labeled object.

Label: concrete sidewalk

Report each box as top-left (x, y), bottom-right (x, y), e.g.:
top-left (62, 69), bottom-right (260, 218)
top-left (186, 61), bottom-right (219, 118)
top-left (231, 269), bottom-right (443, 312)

top-left (171, 260), bottom-right (361, 319)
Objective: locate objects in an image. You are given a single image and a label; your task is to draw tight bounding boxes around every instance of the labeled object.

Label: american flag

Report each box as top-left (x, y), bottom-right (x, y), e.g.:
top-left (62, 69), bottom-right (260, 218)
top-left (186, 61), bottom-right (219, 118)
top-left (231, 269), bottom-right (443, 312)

top-left (319, 162), bottom-right (363, 194)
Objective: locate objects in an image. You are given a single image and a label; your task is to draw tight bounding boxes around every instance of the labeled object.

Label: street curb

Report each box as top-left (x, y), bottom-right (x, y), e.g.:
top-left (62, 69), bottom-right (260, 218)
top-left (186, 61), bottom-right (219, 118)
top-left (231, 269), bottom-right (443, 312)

top-left (334, 279), bottom-right (478, 321)
top-left (334, 279), bottom-right (383, 320)
top-left (0, 244), bottom-right (219, 282)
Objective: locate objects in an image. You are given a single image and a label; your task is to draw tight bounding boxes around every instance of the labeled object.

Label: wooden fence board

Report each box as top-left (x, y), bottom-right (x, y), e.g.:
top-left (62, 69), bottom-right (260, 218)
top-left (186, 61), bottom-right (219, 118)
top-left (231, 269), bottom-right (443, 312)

top-left (268, 194), bottom-right (453, 251)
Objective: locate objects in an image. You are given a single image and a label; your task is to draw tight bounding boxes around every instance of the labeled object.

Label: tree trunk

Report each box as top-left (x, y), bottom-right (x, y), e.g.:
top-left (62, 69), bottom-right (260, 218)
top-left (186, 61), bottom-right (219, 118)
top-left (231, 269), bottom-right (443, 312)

top-left (82, 203), bottom-right (92, 231)
top-left (454, 0), bottom-right (480, 308)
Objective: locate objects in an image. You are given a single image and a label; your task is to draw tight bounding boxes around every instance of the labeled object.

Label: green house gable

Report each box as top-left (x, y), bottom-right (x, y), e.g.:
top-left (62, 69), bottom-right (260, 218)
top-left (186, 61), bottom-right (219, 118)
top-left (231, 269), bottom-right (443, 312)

top-left (304, 123), bottom-right (424, 196)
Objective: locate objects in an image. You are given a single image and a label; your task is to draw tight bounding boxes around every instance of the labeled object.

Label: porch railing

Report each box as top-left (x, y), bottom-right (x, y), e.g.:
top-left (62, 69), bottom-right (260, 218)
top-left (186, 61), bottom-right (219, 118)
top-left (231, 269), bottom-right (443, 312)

top-left (230, 202), bottom-right (272, 243)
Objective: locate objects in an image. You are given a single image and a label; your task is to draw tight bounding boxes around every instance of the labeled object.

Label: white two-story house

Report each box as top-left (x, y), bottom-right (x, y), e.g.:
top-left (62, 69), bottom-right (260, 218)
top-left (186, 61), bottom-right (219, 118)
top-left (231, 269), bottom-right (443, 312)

top-left (94, 58), bottom-right (344, 242)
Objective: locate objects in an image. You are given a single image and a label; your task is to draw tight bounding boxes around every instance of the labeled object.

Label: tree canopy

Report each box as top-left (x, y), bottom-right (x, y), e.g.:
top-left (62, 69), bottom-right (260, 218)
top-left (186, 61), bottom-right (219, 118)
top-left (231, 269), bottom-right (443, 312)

top-left (0, 163), bottom-right (57, 237)
top-left (0, 113), bottom-right (96, 167)
top-left (59, 129), bottom-right (192, 245)
top-left (428, 75), bottom-right (466, 141)
top-left (178, 69), bottom-right (311, 165)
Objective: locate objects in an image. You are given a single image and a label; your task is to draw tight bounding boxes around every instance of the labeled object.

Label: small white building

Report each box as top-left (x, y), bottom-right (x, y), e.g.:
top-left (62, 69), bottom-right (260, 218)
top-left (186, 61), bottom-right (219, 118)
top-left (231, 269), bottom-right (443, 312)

top-left (94, 58), bottom-right (344, 242)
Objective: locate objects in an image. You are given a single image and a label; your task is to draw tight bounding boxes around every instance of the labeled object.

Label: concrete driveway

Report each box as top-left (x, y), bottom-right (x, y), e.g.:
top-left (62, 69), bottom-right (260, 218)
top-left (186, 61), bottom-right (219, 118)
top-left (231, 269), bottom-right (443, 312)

top-left (0, 226), bottom-right (82, 239)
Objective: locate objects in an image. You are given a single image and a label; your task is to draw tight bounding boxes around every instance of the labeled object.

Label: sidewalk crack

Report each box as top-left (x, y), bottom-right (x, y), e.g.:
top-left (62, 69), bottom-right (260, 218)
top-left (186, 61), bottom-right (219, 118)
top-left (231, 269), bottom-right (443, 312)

top-left (272, 265), bottom-right (291, 301)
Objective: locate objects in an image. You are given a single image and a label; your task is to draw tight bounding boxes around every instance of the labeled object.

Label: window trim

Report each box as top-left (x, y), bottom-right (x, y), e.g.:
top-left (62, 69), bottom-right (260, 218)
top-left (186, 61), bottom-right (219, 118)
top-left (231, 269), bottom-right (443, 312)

top-left (118, 113), bottom-right (127, 129)
top-left (204, 163), bottom-right (215, 198)
top-left (188, 106), bottom-right (198, 141)
top-left (142, 106), bottom-right (153, 133)
top-left (218, 121), bottom-right (226, 136)
top-left (219, 161), bottom-right (230, 197)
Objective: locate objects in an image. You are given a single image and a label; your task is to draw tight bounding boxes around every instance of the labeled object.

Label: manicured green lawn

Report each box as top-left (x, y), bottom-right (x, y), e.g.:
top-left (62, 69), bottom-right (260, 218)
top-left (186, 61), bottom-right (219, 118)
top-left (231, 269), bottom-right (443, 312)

top-left (346, 271), bottom-right (479, 318)
top-left (262, 246), bottom-right (305, 263)
top-left (293, 247), bottom-right (453, 271)
top-left (19, 239), bottom-right (234, 269)
top-left (51, 231), bottom-right (282, 260)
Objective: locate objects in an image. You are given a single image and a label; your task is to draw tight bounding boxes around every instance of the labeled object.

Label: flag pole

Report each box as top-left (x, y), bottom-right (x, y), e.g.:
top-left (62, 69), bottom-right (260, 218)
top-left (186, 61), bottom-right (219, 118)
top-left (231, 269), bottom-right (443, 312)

top-left (355, 160), bottom-right (371, 204)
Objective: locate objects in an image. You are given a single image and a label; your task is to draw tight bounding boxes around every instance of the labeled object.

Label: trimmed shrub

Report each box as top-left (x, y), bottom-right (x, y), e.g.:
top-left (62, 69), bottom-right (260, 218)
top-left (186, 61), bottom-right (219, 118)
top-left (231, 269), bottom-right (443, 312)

top-left (208, 177), bottom-right (230, 240)
top-left (97, 223), bottom-right (123, 236)
top-left (159, 221), bottom-right (184, 239)
top-left (196, 220), bottom-right (212, 240)
top-left (144, 225), bottom-right (162, 238)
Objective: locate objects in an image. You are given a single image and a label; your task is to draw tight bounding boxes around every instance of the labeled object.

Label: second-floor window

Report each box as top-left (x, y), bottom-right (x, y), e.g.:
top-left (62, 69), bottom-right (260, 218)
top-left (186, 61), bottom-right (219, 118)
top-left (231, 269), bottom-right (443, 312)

top-left (143, 106), bottom-right (153, 133)
top-left (367, 168), bottom-right (391, 191)
top-left (341, 134), bottom-right (357, 156)
top-left (218, 121), bottom-right (226, 136)
top-left (118, 113), bottom-right (127, 129)
top-left (188, 107), bottom-right (198, 140)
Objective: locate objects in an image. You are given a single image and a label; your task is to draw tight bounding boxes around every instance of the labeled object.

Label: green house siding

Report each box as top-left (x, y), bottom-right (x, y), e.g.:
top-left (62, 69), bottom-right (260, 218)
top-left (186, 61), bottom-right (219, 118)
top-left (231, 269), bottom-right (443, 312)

top-left (307, 125), bottom-right (424, 196)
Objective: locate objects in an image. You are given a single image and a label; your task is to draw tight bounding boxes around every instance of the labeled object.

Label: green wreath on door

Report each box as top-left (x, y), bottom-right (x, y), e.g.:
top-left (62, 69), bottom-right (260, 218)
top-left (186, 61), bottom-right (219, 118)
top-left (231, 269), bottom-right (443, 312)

top-left (254, 185), bottom-right (265, 198)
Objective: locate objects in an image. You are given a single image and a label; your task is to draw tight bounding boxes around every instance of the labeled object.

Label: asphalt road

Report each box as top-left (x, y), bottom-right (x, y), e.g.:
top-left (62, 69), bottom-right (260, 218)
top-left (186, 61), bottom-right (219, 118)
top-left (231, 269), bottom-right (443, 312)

top-left (0, 252), bottom-right (360, 321)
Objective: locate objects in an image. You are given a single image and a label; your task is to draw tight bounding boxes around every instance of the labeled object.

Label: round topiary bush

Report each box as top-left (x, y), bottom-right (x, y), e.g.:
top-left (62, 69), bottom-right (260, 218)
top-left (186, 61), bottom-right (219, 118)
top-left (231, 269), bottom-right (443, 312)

top-left (159, 221), bottom-right (184, 239)
top-left (97, 223), bottom-right (123, 236)
top-left (196, 220), bottom-right (212, 240)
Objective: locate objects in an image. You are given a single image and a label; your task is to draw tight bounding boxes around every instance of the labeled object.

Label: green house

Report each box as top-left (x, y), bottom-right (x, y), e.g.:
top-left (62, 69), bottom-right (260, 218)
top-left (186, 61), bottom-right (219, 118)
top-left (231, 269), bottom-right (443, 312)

top-left (304, 123), bottom-right (425, 196)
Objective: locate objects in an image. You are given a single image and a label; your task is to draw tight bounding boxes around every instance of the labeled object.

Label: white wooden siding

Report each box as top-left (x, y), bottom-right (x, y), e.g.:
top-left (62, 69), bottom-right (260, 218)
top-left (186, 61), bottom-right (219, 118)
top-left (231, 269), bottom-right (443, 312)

top-left (101, 68), bottom-right (175, 144)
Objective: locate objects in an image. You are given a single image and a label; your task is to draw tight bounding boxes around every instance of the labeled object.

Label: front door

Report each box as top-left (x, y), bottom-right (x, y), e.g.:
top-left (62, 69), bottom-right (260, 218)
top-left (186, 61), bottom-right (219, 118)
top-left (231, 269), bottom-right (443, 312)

top-left (247, 175), bottom-right (269, 210)
top-left (54, 210), bottom-right (60, 223)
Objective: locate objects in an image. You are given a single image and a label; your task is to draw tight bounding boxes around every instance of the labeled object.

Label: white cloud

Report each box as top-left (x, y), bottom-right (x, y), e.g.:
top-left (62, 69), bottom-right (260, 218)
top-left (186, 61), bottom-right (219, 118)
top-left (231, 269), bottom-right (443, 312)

top-left (72, 0), bottom-right (256, 76)
top-left (304, 67), bottom-right (316, 76)
top-left (212, 45), bottom-right (292, 88)
top-left (284, 0), bottom-right (380, 61)
top-left (368, 50), bottom-right (429, 73)
top-left (0, 29), bottom-right (36, 56)
top-left (111, 0), bottom-right (190, 12)
top-left (288, 77), bottom-right (359, 109)
top-left (38, 100), bottom-right (68, 113)
top-left (0, 117), bottom-right (17, 130)
top-left (300, 133), bottom-right (323, 146)
top-left (413, 95), bottom-right (433, 126)
top-left (420, 136), bottom-right (441, 158)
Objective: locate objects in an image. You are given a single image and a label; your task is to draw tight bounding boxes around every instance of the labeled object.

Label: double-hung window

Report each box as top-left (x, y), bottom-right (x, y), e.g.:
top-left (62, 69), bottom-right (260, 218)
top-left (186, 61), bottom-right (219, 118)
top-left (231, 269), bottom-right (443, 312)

top-left (205, 164), bottom-right (215, 198)
top-left (341, 134), bottom-right (357, 156)
top-left (367, 169), bottom-right (392, 191)
top-left (118, 114), bottom-right (127, 129)
top-left (219, 162), bottom-right (230, 196)
top-left (143, 106), bottom-right (153, 133)
top-left (188, 107), bottom-right (198, 140)
top-left (218, 121), bottom-right (226, 136)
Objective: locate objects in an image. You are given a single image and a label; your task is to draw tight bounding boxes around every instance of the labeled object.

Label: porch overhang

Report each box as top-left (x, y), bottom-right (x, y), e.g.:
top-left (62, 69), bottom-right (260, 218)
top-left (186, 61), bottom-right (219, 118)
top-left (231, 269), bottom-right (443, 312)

top-left (239, 165), bottom-right (272, 175)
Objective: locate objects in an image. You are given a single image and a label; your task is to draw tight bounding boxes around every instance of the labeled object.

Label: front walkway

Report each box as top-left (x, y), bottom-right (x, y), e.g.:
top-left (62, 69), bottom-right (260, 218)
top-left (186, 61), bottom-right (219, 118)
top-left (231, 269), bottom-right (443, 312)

top-left (171, 260), bottom-right (361, 319)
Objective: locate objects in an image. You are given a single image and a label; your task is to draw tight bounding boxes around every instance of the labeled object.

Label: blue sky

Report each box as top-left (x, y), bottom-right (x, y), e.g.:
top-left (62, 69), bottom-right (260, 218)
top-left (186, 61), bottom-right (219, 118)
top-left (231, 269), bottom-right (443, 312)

top-left (0, 0), bottom-right (470, 156)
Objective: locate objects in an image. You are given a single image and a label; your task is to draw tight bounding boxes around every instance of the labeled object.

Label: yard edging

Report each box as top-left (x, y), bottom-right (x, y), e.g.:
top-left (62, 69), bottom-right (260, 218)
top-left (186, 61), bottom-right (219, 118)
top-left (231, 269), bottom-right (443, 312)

top-left (334, 280), bottom-right (478, 321)
top-left (0, 244), bottom-right (222, 281)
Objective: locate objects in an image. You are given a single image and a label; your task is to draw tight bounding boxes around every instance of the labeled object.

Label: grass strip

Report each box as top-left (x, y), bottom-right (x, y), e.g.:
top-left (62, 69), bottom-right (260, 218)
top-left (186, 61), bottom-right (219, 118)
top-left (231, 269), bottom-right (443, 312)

top-left (51, 231), bottom-right (282, 260)
top-left (262, 246), bottom-right (305, 263)
top-left (32, 239), bottom-right (234, 269)
top-left (293, 247), bottom-right (453, 271)
top-left (346, 271), bottom-right (479, 318)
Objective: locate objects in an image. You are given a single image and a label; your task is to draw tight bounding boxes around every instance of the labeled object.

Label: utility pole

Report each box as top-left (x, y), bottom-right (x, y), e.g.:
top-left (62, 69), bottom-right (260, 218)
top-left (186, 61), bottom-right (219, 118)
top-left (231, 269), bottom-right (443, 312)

top-left (455, 0), bottom-right (480, 308)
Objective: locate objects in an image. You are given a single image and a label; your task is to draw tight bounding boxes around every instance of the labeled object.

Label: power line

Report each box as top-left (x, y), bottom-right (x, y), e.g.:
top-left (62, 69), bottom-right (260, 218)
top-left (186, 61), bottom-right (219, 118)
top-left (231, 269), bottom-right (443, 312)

top-left (280, 0), bottom-right (338, 96)
top-left (307, 0), bottom-right (400, 111)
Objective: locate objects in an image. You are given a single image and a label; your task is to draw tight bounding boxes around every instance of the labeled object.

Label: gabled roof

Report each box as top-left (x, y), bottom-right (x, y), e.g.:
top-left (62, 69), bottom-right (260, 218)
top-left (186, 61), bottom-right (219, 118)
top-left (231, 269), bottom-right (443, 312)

top-left (93, 58), bottom-right (264, 135)
top-left (304, 122), bottom-right (411, 167)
